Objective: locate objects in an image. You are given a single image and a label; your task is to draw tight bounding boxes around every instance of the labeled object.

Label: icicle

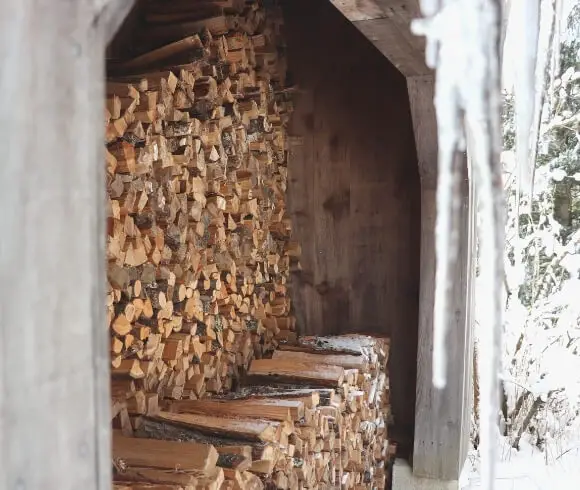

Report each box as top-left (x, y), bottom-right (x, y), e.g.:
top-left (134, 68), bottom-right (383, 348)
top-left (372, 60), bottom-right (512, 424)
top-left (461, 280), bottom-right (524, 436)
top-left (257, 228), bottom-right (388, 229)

top-left (412, 2), bottom-right (504, 489)
top-left (500, 0), bottom-right (513, 66)
top-left (549, 0), bottom-right (564, 109)
top-left (529, 0), bottom-right (560, 190)
top-left (413, 3), bottom-right (465, 389)
top-left (511, 0), bottom-right (541, 194)
top-left (431, 109), bottom-right (462, 389)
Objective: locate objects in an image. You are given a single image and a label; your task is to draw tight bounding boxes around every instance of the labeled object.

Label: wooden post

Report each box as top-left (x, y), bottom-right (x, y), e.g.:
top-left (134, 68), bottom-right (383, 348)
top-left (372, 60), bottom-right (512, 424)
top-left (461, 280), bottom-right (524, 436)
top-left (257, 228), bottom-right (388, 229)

top-left (0, 2), bottom-right (130, 488)
top-left (461, 158), bottom-right (477, 467)
top-left (407, 75), bottom-right (475, 482)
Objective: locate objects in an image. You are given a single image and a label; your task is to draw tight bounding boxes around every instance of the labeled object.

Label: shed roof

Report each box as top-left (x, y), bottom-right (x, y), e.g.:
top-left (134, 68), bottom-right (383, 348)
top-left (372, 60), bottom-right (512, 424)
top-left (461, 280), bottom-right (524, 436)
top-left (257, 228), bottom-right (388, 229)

top-left (329, 0), bottom-right (430, 77)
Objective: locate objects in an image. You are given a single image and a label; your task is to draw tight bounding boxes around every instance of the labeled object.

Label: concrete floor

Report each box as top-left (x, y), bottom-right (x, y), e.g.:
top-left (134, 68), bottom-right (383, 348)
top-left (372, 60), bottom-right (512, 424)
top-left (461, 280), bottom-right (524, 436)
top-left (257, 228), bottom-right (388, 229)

top-left (392, 459), bottom-right (459, 490)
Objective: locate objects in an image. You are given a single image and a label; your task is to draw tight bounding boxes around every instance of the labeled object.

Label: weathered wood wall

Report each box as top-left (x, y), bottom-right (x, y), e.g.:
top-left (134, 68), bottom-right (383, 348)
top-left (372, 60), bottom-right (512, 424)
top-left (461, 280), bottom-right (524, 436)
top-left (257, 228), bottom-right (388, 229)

top-left (282, 0), bottom-right (421, 451)
top-left (0, 1), bottom-right (133, 488)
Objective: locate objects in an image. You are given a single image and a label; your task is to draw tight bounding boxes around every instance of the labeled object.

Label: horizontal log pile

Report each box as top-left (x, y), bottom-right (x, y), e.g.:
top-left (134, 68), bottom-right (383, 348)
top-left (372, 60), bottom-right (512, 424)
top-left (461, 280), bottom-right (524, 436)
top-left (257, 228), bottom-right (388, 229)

top-left (112, 335), bottom-right (395, 489)
top-left (106, 0), bottom-right (297, 412)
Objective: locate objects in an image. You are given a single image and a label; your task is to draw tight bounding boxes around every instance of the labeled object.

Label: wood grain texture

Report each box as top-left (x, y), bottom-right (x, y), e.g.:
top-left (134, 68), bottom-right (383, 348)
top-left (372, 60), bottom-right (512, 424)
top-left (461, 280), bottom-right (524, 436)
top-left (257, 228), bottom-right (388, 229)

top-left (282, 0), bottom-right (420, 447)
top-left (330, 0), bottom-right (394, 20)
top-left (409, 72), bottom-right (475, 480)
top-left (113, 432), bottom-right (219, 471)
top-left (0, 2), bottom-right (124, 488)
top-left (330, 0), bottom-right (430, 76)
top-left (413, 162), bottom-right (473, 480)
top-left (407, 75), bottom-right (438, 187)
top-left (460, 157), bottom-right (477, 468)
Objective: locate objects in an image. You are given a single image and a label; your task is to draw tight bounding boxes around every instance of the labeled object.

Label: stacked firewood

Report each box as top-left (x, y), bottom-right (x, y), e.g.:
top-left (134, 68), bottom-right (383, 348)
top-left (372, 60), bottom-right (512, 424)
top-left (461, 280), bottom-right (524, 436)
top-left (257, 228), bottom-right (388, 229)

top-left (106, 3), bottom-right (397, 489)
top-left (106, 0), bottom-right (298, 408)
top-left (112, 335), bottom-right (395, 490)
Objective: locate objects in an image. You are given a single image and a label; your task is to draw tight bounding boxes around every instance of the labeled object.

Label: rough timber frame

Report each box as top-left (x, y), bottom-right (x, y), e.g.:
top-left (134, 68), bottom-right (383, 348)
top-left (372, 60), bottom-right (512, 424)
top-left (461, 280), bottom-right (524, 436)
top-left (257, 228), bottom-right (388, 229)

top-left (0, 0), bottom-right (473, 487)
top-left (0, 1), bottom-right (132, 488)
top-left (329, 0), bottom-right (476, 484)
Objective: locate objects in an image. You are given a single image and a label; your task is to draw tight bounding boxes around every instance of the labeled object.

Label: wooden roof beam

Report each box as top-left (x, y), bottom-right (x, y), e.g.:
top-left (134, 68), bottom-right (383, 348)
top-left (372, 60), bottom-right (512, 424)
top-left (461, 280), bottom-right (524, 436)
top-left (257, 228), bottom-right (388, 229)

top-left (329, 0), bottom-right (430, 77)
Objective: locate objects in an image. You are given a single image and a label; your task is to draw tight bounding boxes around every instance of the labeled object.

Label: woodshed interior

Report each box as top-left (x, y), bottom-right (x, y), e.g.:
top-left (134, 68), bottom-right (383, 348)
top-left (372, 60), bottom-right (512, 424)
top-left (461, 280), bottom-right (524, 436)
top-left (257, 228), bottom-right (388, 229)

top-left (282, 0), bottom-right (421, 453)
top-left (104, 0), bottom-right (422, 488)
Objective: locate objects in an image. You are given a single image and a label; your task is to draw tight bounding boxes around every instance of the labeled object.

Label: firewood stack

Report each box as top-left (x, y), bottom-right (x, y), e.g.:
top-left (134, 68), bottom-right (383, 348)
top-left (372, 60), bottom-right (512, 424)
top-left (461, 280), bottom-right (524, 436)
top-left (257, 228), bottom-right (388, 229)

top-left (112, 335), bottom-right (395, 490)
top-left (106, 0), bottom-right (297, 410)
top-left (106, 2), bottom-right (397, 489)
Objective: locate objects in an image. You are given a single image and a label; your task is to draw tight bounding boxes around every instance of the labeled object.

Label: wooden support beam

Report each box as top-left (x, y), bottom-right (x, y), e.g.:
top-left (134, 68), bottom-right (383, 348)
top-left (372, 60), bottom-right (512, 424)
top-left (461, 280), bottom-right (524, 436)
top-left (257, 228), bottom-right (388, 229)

top-left (330, 0), bottom-right (430, 76)
top-left (94, 0), bottom-right (136, 44)
top-left (413, 167), bottom-right (474, 481)
top-left (461, 151), bottom-right (477, 467)
top-left (407, 75), bottom-right (475, 481)
top-left (0, 1), bottom-right (128, 488)
top-left (407, 76), bottom-right (438, 187)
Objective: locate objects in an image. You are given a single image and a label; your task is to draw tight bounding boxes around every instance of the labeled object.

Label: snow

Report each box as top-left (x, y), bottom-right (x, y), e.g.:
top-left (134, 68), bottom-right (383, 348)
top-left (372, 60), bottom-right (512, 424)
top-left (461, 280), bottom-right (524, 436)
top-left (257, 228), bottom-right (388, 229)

top-left (550, 168), bottom-right (567, 181)
top-left (462, 435), bottom-right (580, 489)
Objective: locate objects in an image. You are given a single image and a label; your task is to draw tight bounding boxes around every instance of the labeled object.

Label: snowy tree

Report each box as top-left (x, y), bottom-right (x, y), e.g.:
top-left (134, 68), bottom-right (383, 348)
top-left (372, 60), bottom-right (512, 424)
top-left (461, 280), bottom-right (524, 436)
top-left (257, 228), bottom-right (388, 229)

top-left (500, 3), bottom-right (580, 456)
top-left (413, 0), bottom-right (580, 486)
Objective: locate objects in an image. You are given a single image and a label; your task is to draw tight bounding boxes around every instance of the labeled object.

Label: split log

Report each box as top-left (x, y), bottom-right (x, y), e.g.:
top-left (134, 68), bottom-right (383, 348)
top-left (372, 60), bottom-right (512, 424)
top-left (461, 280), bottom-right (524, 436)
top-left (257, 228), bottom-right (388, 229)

top-left (113, 432), bottom-right (218, 472)
top-left (272, 349), bottom-right (371, 373)
top-left (148, 411), bottom-right (281, 443)
top-left (164, 397), bottom-right (305, 422)
top-left (245, 359), bottom-right (345, 388)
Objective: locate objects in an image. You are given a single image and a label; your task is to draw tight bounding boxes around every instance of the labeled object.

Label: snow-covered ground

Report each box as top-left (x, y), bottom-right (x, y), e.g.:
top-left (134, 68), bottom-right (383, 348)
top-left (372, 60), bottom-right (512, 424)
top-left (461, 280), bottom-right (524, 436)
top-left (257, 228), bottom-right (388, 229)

top-left (461, 435), bottom-right (580, 489)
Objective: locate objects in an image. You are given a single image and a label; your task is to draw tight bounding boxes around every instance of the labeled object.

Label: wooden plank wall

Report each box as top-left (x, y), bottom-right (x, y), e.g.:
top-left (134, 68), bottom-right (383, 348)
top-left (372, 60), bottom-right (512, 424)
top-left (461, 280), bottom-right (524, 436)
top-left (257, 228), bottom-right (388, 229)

top-left (282, 0), bottom-right (421, 452)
